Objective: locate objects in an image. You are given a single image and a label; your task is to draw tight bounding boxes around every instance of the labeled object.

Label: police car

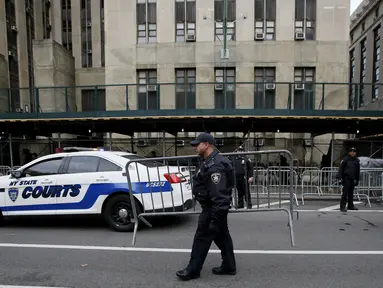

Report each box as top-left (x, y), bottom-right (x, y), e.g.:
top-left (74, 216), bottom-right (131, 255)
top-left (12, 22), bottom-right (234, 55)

top-left (0, 147), bottom-right (193, 232)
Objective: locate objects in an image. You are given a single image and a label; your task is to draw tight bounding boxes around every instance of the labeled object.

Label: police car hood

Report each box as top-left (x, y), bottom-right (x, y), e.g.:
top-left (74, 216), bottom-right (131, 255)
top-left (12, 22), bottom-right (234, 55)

top-left (0, 174), bottom-right (10, 180)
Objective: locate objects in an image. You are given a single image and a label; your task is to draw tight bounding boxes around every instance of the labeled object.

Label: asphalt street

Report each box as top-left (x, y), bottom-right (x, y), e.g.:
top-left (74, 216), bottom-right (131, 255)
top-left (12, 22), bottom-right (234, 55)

top-left (0, 201), bottom-right (383, 287)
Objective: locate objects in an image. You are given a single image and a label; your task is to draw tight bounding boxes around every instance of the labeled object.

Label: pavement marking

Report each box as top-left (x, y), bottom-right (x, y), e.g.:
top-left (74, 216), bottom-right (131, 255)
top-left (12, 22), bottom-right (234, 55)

top-left (1, 243), bottom-right (383, 255)
top-left (296, 209), bottom-right (383, 213)
top-left (318, 202), bottom-right (362, 211)
top-left (0, 286), bottom-right (69, 288)
top-left (256, 200), bottom-right (290, 208)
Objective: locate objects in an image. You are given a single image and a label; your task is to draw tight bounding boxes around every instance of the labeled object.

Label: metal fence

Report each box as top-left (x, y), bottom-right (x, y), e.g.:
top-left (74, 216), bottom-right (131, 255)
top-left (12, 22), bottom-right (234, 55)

top-left (0, 165), bottom-right (21, 176)
top-left (125, 150), bottom-right (296, 247)
top-left (299, 167), bottom-right (383, 206)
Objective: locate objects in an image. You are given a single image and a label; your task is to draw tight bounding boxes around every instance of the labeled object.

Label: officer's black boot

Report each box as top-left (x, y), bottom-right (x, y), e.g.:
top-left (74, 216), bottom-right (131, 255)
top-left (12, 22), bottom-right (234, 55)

top-left (176, 269), bottom-right (200, 281)
top-left (212, 267), bottom-right (236, 276)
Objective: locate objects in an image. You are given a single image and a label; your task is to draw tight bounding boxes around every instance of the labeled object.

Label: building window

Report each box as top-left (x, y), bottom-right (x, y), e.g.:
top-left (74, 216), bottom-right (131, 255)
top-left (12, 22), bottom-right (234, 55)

top-left (175, 0), bottom-right (196, 42)
top-left (137, 0), bottom-right (157, 44)
top-left (81, 0), bottom-right (92, 68)
top-left (215, 68), bottom-right (236, 109)
top-left (360, 39), bottom-right (366, 107)
top-left (373, 26), bottom-right (380, 100)
top-left (349, 49), bottom-right (356, 110)
top-left (42, 0), bottom-right (51, 39)
top-left (26, 0), bottom-right (35, 111)
top-left (254, 67), bottom-right (276, 109)
top-left (254, 0), bottom-right (276, 40)
top-left (215, 0), bottom-right (236, 41)
top-left (294, 0), bottom-right (316, 40)
top-left (100, 0), bottom-right (105, 66)
top-left (61, 0), bottom-right (72, 51)
top-left (362, 22), bottom-right (365, 31)
top-left (176, 69), bottom-right (196, 109)
top-left (137, 70), bottom-right (158, 110)
top-left (294, 67), bottom-right (315, 110)
top-left (5, 0), bottom-right (20, 112)
top-left (81, 89), bottom-right (106, 111)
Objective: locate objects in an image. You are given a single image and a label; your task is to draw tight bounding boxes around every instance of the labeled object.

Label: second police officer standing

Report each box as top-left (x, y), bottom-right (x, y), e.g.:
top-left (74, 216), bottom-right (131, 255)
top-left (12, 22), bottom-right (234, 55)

top-left (233, 146), bottom-right (254, 209)
top-left (176, 133), bottom-right (236, 281)
top-left (337, 147), bottom-right (360, 212)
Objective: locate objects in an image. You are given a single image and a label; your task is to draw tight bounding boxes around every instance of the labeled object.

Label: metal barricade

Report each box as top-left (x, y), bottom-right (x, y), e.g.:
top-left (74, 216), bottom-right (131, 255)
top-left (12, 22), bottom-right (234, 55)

top-left (300, 168), bottom-right (321, 205)
top-left (300, 167), bottom-right (371, 207)
top-left (0, 166), bottom-right (11, 176)
top-left (254, 167), bottom-right (299, 206)
top-left (358, 168), bottom-right (383, 201)
top-left (125, 150), bottom-right (295, 247)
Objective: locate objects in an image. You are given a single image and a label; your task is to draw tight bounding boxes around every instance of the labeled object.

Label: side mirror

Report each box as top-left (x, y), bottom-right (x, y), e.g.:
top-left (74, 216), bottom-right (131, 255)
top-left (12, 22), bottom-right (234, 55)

top-left (10, 170), bottom-right (22, 179)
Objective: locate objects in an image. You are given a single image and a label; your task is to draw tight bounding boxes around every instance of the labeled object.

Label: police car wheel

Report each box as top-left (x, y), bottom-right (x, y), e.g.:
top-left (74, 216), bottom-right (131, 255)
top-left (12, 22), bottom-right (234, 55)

top-left (104, 195), bottom-right (140, 232)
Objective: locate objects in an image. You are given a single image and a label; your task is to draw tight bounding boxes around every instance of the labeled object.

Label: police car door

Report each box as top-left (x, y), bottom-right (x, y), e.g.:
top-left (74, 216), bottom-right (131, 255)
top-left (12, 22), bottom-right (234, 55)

top-left (55, 155), bottom-right (122, 215)
top-left (4, 156), bottom-right (65, 216)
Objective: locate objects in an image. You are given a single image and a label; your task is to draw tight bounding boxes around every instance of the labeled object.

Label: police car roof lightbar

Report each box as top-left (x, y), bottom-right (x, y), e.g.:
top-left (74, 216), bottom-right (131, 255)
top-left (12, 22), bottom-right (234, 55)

top-left (62, 147), bottom-right (105, 152)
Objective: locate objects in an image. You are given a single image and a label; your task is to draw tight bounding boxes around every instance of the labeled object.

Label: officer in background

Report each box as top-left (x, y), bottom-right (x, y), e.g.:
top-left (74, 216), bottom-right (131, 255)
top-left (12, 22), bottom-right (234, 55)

top-left (176, 132), bottom-right (236, 281)
top-left (337, 147), bottom-right (360, 212)
top-left (233, 146), bottom-right (254, 209)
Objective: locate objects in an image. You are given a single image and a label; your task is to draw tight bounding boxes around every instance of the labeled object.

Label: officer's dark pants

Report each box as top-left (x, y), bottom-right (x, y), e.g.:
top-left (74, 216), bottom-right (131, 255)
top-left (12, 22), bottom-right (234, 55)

top-left (186, 209), bottom-right (236, 275)
top-left (340, 179), bottom-right (356, 208)
top-left (236, 177), bottom-right (252, 208)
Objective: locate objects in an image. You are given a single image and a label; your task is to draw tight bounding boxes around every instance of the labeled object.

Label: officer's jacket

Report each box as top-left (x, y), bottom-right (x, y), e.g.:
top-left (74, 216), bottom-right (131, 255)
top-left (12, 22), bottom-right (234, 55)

top-left (337, 156), bottom-right (360, 181)
top-left (233, 154), bottom-right (254, 178)
top-left (192, 150), bottom-right (234, 219)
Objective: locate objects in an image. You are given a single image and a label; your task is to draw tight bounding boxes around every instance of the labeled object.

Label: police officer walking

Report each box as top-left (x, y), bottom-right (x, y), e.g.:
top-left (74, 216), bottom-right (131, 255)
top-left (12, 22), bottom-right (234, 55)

top-left (337, 147), bottom-right (360, 212)
top-left (233, 146), bottom-right (254, 209)
top-left (176, 132), bottom-right (236, 281)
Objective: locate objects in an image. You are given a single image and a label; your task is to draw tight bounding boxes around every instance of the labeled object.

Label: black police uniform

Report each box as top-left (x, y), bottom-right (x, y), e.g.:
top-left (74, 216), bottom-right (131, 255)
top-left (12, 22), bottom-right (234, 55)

top-left (233, 153), bottom-right (253, 208)
top-left (337, 154), bottom-right (360, 211)
top-left (180, 150), bottom-right (236, 279)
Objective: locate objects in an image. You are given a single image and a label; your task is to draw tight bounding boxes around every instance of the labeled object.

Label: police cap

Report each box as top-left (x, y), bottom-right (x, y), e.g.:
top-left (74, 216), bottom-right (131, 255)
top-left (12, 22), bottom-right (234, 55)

top-left (190, 132), bottom-right (216, 147)
top-left (349, 147), bottom-right (357, 152)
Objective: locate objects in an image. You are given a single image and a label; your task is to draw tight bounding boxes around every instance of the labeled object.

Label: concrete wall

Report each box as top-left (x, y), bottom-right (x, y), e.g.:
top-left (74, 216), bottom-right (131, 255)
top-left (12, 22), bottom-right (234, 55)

top-left (105, 0), bottom-right (350, 112)
top-left (350, 0), bottom-right (383, 110)
top-left (33, 39), bottom-right (76, 112)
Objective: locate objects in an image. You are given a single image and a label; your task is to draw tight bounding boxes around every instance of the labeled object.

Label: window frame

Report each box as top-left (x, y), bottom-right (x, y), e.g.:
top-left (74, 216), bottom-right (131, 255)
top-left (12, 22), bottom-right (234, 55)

top-left (175, 68), bottom-right (196, 109)
top-left (254, 67), bottom-right (276, 109)
top-left (360, 39), bottom-right (367, 107)
top-left (175, 0), bottom-right (196, 42)
top-left (214, 67), bottom-right (236, 109)
top-left (22, 157), bottom-right (66, 178)
top-left (214, 0), bottom-right (236, 42)
top-left (373, 26), bottom-right (380, 101)
top-left (137, 69), bottom-right (159, 110)
top-left (137, 0), bottom-right (157, 44)
top-left (254, 0), bottom-right (276, 41)
top-left (64, 156), bottom-right (123, 174)
top-left (294, 0), bottom-right (316, 40)
top-left (293, 67), bottom-right (316, 110)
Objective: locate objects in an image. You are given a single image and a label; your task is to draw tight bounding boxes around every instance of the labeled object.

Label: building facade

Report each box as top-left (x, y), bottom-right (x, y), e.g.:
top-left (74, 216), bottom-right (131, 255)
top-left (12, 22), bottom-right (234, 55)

top-left (0, 0), bottom-right (351, 164)
top-left (350, 0), bottom-right (383, 110)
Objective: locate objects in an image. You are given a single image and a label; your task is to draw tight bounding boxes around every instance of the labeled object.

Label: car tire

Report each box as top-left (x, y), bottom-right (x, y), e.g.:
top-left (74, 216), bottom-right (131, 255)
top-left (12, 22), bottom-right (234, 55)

top-left (104, 194), bottom-right (143, 232)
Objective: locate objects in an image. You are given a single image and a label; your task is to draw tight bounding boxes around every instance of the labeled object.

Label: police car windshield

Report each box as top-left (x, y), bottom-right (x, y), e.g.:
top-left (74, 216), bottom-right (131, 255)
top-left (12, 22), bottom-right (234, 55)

top-left (121, 155), bottom-right (165, 167)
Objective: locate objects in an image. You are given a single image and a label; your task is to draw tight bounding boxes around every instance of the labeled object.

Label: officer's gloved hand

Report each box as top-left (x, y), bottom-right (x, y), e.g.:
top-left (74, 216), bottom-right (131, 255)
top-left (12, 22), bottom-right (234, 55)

top-left (354, 180), bottom-right (359, 186)
top-left (208, 218), bottom-right (220, 234)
